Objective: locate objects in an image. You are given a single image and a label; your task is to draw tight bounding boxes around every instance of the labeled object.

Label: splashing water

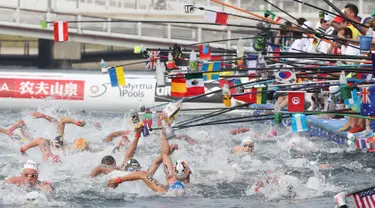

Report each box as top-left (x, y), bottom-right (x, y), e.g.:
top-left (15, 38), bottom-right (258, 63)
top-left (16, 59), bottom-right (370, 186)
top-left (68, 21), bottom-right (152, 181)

top-left (0, 107), bottom-right (370, 207)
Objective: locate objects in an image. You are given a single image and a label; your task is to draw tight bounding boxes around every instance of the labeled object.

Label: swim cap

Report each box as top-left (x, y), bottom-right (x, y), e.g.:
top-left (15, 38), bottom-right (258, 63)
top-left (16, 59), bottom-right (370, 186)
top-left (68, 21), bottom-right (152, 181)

top-left (101, 155), bottom-right (116, 166)
top-left (174, 160), bottom-right (191, 180)
top-left (169, 180), bottom-right (184, 191)
top-left (74, 138), bottom-right (88, 150)
top-left (125, 159), bottom-right (141, 171)
top-left (241, 139), bottom-right (254, 147)
top-left (267, 129), bottom-right (277, 137)
top-left (51, 136), bottom-right (64, 147)
top-left (23, 160), bottom-right (38, 171)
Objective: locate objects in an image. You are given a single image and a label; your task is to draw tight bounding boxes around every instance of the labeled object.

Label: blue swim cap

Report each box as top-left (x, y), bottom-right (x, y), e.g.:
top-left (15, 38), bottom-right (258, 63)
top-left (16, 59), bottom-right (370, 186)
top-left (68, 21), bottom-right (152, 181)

top-left (52, 136), bottom-right (64, 147)
top-left (169, 180), bottom-right (184, 191)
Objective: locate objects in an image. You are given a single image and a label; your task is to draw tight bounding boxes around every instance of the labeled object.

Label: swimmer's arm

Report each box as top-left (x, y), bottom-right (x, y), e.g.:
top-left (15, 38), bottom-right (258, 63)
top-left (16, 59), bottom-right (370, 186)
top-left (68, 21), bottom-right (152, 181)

top-left (5, 176), bottom-right (22, 185)
top-left (160, 113), bottom-right (175, 178)
top-left (58, 117), bottom-right (86, 136)
top-left (90, 165), bottom-right (103, 177)
top-left (104, 131), bottom-right (129, 143)
top-left (148, 155), bottom-right (163, 176)
top-left (0, 127), bottom-right (10, 135)
top-left (20, 138), bottom-right (44, 152)
top-left (122, 128), bottom-right (142, 167)
top-left (230, 128), bottom-right (250, 135)
top-left (175, 134), bottom-right (196, 145)
top-left (30, 112), bottom-right (59, 126)
top-left (148, 144), bottom-right (178, 176)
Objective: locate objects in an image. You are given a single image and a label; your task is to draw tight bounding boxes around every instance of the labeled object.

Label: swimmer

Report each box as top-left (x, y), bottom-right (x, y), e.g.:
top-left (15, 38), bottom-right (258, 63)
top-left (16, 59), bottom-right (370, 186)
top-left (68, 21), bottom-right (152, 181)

top-left (0, 120), bottom-right (32, 141)
top-left (107, 113), bottom-right (188, 193)
top-left (5, 160), bottom-right (53, 192)
top-left (230, 128), bottom-right (277, 138)
top-left (90, 155), bottom-right (122, 177)
top-left (232, 139), bottom-right (254, 154)
top-left (104, 130), bottom-right (131, 153)
top-left (90, 125), bottom-right (143, 177)
top-left (19, 136), bottom-right (64, 163)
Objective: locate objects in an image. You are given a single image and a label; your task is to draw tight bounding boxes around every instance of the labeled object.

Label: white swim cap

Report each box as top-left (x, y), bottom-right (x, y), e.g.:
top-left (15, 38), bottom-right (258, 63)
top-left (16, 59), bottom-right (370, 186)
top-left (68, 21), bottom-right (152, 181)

top-left (241, 139), bottom-right (254, 146)
top-left (174, 160), bottom-right (190, 180)
top-left (23, 160), bottom-right (38, 171)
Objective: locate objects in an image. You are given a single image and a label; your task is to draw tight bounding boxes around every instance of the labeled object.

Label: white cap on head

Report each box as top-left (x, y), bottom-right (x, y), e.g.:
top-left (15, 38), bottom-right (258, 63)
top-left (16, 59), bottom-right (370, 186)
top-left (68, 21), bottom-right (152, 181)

top-left (23, 160), bottom-right (38, 171)
top-left (241, 138), bottom-right (254, 146)
top-left (324, 14), bottom-right (332, 22)
top-left (302, 21), bottom-right (314, 29)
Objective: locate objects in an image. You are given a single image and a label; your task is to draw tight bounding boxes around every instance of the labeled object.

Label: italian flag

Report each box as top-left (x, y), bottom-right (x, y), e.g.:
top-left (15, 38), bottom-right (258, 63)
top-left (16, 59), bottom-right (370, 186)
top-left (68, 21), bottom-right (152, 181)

top-left (185, 73), bottom-right (205, 96)
top-left (264, 10), bottom-right (281, 22)
top-left (204, 11), bottom-right (228, 25)
top-left (53, 21), bottom-right (68, 42)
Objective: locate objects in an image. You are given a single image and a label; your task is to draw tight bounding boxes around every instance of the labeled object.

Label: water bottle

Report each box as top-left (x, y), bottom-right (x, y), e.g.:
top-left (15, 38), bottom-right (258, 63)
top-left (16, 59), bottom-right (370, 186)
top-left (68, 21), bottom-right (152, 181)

top-left (139, 100), bottom-right (145, 112)
top-left (334, 192), bottom-right (348, 208)
top-left (161, 120), bottom-right (176, 140)
top-left (222, 84), bottom-right (231, 107)
top-left (189, 50), bottom-right (198, 72)
top-left (163, 101), bottom-right (183, 120)
top-left (156, 59), bottom-right (166, 87)
top-left (236, 38), bottom-right (244, 58)
top-left (339, 71), bottom-right (347, 86)
top-left (100, 59), bottom-right (108, 73)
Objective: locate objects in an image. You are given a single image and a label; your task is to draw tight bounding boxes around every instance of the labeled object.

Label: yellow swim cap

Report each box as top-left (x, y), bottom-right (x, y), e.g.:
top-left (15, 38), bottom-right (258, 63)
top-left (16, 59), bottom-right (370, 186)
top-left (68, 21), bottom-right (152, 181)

top-left (74, 138), bottom-right (89, 151)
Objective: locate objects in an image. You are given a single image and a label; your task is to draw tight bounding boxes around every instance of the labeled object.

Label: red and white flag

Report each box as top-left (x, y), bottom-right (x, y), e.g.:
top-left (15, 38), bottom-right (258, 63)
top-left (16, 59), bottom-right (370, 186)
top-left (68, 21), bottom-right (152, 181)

top-left (288, 91), bottom-right (305, 112)
top-left (204, 11), bottom-right (228, 25)
top-left (53, 21), bottom-right (68, 42)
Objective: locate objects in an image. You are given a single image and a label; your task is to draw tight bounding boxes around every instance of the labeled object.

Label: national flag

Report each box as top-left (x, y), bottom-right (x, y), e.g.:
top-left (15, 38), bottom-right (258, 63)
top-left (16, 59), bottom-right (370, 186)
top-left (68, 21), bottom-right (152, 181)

top-left (185, 73), bottom-right (205, 96)
top-left (201, 62), bottom-right (221, 81)
top-left (351, 187), bottom-right (375, 208)
top-left (366, 136), bottom-right (375, 151)
top-left (53, 21), bottom-right (68, 42)
top-left (108, 66), bottom-right (126, 87)
top-left (247, 54), bottom-right (257, 77)
top-left (145, 51), bottom-right (160, 70)
top-left (360, 87), bottom-right (375, 116)
top-left (341, 86), bottom-right (353, 100)
top-left (264, 10), bottom-right (281, 22)
top-left (268, 43), bottom-right (280, 61)
top-left (291, 113), bottom-right (308, 132)
top-left (170, 74), bottom-right (187, 97)
top-left (256, 87), bottom-right (267, 104)
top-left (288, 92), bottom-right (305, 112)
top-left (356, 138), bottom-right (367, 149)
top-left (275, 69), bottom-right (296, 84)
top-left (204, 10), bottom-right (228, 25)
top-left (219, 78), bottom-right (241, 94)
top-left (199, 44), bottom-right (211, 60)
top-left (232, 88), bottom-right (257, 104)
top-left (344, 88), bottom-right (360, 112)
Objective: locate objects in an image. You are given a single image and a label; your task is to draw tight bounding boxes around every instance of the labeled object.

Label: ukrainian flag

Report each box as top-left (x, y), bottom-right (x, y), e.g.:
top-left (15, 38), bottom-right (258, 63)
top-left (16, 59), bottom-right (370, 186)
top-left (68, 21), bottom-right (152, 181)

top-left (201, 61), bottom-right (221, 81)
top-left (109, 66), bottom-right (126, 87)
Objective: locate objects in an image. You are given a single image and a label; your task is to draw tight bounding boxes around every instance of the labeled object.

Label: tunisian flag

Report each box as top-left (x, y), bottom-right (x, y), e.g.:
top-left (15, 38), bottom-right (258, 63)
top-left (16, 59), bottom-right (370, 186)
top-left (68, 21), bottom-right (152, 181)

top-left (288, 91), bottom-right (305, 112)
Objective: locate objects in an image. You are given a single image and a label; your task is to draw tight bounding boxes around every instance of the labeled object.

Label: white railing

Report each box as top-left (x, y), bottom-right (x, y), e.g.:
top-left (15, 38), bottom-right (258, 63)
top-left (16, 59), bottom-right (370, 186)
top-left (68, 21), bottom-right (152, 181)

top-left (0, 4), bottom-right (258, 49)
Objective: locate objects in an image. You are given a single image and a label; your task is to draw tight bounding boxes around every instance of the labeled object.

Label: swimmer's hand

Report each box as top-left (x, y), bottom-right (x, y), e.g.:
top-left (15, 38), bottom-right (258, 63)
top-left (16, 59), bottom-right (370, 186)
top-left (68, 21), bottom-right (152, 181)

top-left (112, 146), bottom-right (120, 153)
top-left (20, 147), bottom-right (27, 156)
top-left (76, 121), bottom-right (86, 127)
top-left (170, 144), bottom-right (178, 153)
top-left (107, 178), bottom-right (122, 188)
top-left (29, 112), bottom-right (44, 119)
top-left (40, 183), bottom-right (53, 192)
top-left (157, 113), bottom-right (169, 126)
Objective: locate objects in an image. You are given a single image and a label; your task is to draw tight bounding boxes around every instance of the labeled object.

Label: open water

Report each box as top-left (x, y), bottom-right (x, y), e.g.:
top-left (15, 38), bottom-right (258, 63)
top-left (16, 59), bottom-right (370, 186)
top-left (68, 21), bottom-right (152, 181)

top-left (0, 108), bottom-right (373, 208)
